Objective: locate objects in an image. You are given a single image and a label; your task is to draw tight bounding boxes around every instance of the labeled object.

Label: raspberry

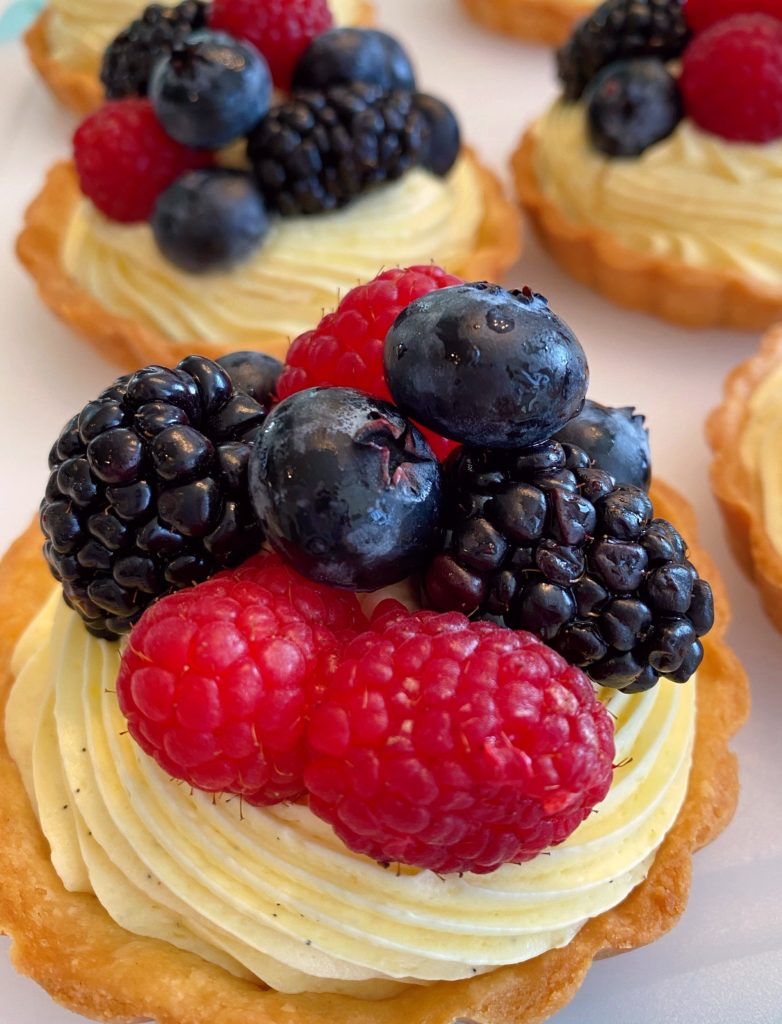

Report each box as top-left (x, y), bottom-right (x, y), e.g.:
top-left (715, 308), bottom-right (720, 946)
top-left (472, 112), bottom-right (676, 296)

top-left (680, 14), bottom-right (782, 142)
top-left (276, 266), bottom-right (463, 461)
top-left (209, 0), bottom-right (333, 90)
top-left (117, 552), bottom-right (368, 805)
top-left (304, 611), bottom-right (615, 875)
top-left (685, 0), bottom-right (782, 32)
top-left (73, 99), bottom-right (213, 223)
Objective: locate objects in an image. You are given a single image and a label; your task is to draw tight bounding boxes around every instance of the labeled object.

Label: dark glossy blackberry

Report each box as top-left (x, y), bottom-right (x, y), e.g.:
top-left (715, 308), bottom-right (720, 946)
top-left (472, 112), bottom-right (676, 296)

top-left (100, 1), bottom-right (210, 100)
top-left (247, 82), bottom-right (428, 216)
top-left (587, 59), bottom-right (682, 157)
top-left (41, 354), bottom-right (271, 639)
top-left (423, 439), bottom-right (713, 691)
top-left (557, 0), bottom-right (690, 102)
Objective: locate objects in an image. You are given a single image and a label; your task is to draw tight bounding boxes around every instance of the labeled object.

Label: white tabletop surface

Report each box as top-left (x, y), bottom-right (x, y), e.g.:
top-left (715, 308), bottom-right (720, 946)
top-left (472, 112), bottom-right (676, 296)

top-left (0, 1), bottom-right (781, 1021)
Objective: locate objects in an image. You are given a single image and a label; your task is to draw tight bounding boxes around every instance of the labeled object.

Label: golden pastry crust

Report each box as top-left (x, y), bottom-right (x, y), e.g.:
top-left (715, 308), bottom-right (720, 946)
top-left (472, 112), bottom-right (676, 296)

top-left (459, 0), bottom-right (591, 46)
top-left (708, 326), bottom-right (782, 631)
top-left (513, 126), bottom-right (782, 330)
top-left (17, 153), bottom-right (521, 369)
top-left (0, 481), bottom-right (749, 1024)
top-left (25, 3), bottom-right (377, 116)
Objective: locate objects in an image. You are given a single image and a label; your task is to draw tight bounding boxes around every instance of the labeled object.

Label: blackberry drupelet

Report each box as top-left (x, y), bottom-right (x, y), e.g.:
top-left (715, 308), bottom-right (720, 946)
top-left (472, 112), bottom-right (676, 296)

top-left (247, 82), bottom-right (428, 216)
top-left (424, 439), bottom-right (713, 692)
top-left (557, 0), bottom-right (690, 102)
top-left (100, 1), bottom-right (210, 100)
top-left (41, 355), bottom-right (271, 640)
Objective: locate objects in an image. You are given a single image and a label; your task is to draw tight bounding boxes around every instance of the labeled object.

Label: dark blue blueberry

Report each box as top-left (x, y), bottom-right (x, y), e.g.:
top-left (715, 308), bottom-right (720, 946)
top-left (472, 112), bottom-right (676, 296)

top-left (149, 29), bottom-right (272, 148)
top-left (555, 400), bottom-right (651, 489)
top-left (413, 93), bottom-right (460, 176)
top-left (292, 28), bottom-right (416, 92)
top-left (248, 387), bottom-right (442, 590)
top-left (217, 351), bottom-right (283, 408)
top-left (152, 170), bottom-right (270, 273)
top-left (587, 58), bottom-right (682, 158)
top-left (384, 283), bottom-right (588, 448)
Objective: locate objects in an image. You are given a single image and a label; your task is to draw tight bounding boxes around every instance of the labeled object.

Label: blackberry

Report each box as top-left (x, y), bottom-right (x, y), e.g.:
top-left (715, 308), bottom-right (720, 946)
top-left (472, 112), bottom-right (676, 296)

top-left (247, 82), bottom-right (428, 216)
top-left (423, 440), bottom-right (713, 692)
top-left (557, 0), bottom-right (690, 102)
top-left (100, 1), bottom-right (210, 100)
top-left (41, 355), bottom-right (271, 640)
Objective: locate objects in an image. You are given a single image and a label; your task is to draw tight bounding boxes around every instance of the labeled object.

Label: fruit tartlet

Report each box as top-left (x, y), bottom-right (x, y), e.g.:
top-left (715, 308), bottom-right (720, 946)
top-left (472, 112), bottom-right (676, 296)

top-left (27, 0), bottom-right (375, 115)
top-left (18, 8), bottom-right (520, 370)
top-left (458, 0), bottom-right (592, 46)
top-left (0, 268), bottom-right (747, 1024)
top-left (709, 324), bottom-right (782, 631)
top-left (514, 0), bottom-right (782, 329)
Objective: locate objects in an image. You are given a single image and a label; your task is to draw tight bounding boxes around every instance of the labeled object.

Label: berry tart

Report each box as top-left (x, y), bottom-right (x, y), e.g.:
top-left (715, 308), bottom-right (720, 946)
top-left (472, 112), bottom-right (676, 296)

top-left (709, 324), bottom-right (782, 631)
top-left (514, 0), bottom-right (782, 329)
top-left (18, 14), bottom-right (520, 369)
top-left (27, 0), bottom-right (375, 115)
top-left (458, 0), bottom-right (592, 47)
top-left (0, 268), bottom-right (747, 1024)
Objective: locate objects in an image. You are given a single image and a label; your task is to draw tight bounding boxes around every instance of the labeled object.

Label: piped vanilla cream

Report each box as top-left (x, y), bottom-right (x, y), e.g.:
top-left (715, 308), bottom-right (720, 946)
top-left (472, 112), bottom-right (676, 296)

top-left (533, 101), bottom-right (782, 286)
top-left (61, 156), bottom-right (484, 352)
top-left (46, 0), bottom-right (365, 73)
top-left (7, 590), bottom-right (696, 997)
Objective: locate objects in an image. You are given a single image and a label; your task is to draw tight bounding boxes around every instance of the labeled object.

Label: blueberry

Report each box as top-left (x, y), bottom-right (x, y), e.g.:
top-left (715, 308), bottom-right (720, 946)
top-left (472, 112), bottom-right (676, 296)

top-left (587, 58), bottom-right (682, 158)
top-left (150, 30), bottom-right (272, 148)
top-left (292, 28), bottom-right (416, 92)
top-left (217, 351), bottom-right (283, 408)
top-left (248, 387), bottom-right (442, 590)
top-left (413, 93), bottom-right (460, 176)
top-left (384, 283), bottom-right (588, 449)
top-left (555, 400), bottom-right (651, 489)
top-left (152, 170), bottom-right (270, 273)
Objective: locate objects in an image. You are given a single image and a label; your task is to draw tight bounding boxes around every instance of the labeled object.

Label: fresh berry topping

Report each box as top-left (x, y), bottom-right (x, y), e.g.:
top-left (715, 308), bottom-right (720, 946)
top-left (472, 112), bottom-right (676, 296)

top-left (150, 30), bottom-right (271, 149)
top-left (117, 552), bottom-right (368, 804)
top-left (152, 169), bottom-right (269, 272)
top-left (100, 0), bottom-right (209, 100)
top-left (680, 14), bottom-right (782, 143)
top-left (277, 265), bottom-right (463, 461)
top-left (305, 611), bottom-right (615, 874)
top-left (413, 94), bottom-right (461, 177)
top-left (557, 0), bottom-right (690, 101)
top-left (217, 350), bottom-right (282, 407)
top-left (685, 0), bottom-right (782, 32)
top-left (586, 58), bottom-right (682, 156)
top-left (73, 99), bottom-right (213, 223)
top-left (384, 283), bottom-right (589, 450)
top-left (292, 28), bottom-right (417, 92)
top-left (41, 356), bottom-right (270, 638)
top-left (209, 0), bottom-right (332, 90)
top-left (248, 83), bottom-right (428, 216)
top-left (555, 400), bottom-right (651, 489)
top-left (248, 387), bottom-right (443, 590)
top-left (423, 440), bottom-right (713, 692)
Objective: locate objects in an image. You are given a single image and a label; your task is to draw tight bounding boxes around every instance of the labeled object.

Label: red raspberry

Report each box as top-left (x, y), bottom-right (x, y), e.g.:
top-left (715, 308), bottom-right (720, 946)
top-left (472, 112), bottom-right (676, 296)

top-left (73, 99), bottom-right (213, 223)
top-left (685, 0), bottom-right (782, 33)
top-left (117, 553), bottom-right (368, 805)
top-left (277, 266), bottom-right (463, 461)
top-left (209, 0), bottom-right (332, 90)
top-left (680, 14), bottom-right (782, 142)
top-left (304, 611), bottom-right (615, 875)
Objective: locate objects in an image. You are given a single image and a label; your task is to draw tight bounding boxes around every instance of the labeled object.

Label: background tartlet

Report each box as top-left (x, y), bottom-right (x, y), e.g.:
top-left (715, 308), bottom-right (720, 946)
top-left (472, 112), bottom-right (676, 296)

top-left (0, 481), bottom-right (749, 1024)
top-left (458, 0), bottom-right (592, 46)
top-left (708, 325), bottom-right (782, 631)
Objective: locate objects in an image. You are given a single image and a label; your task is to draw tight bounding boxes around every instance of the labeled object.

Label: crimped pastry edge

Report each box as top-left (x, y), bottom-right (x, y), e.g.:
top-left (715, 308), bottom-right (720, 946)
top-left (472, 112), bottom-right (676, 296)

top-left (16, 152), bottom-right (521, 370)
top-left (25, 3), bottom-right (377, 116)
top-left (707, 325), bottom-right (782, 631)
top-left (458, 0), bottom-right (592, 46)
top-left (513, 125), bottom-right (782, 330)
top-left (0, 481), bottom-right (748, 1024)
